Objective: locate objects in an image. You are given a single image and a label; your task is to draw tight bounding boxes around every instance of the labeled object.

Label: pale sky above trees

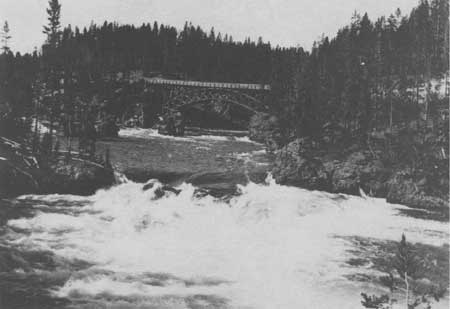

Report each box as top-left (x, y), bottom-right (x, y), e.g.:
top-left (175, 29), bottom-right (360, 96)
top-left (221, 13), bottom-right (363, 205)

top-left (1, 0), bottom-right (417, 53)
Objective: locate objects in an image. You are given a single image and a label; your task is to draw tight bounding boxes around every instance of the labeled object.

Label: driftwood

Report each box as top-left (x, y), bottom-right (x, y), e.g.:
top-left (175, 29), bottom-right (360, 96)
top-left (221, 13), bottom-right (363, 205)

top-left (0, 136), bottom-right (40, 169)
top-left (70, 157), bottom-right (107, 169)
top-left (0, 137), bottom-right (21, 149)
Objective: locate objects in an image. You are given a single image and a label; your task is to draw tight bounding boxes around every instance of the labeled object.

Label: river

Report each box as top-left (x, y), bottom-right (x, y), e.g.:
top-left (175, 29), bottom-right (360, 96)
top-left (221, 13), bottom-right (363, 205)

top-left (0, 129), bottom-right (448, 309)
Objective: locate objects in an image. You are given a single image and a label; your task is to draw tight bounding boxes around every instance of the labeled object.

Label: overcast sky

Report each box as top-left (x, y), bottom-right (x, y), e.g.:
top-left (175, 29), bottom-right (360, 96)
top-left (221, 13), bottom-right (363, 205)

top-left (1, 0), bottom-right (418, 54)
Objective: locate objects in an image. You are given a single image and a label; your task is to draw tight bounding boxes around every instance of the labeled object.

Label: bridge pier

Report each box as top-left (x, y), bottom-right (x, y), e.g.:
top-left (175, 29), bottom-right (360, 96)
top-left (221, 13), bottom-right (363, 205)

top-left (142, 86), bottom-right (164, 128)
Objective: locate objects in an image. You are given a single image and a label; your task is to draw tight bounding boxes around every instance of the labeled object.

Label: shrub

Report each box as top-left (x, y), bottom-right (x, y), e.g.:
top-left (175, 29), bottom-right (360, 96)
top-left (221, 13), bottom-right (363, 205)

top-left (361, 234), bottom-right (447, 309)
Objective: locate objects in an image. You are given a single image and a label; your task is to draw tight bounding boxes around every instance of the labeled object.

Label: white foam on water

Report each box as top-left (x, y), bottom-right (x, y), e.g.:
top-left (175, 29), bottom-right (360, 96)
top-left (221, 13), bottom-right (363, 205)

top-left (119, 127), bottom-right (261, 145)
top-left (7, 177), bottom-right (449, 309)
top-left (119, 128), bottom-right (187, 141)
top-left (234, 136), bottom-right (254, 143)
top-left (195, 135), bottom-right (262, 144)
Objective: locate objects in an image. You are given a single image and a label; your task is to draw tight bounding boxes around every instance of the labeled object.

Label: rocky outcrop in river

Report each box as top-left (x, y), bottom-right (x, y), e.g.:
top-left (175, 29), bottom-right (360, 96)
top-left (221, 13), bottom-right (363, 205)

top-left (271, 138), bottom-right (329, 190)
top-left (272, 138), bottom-right (449, 211)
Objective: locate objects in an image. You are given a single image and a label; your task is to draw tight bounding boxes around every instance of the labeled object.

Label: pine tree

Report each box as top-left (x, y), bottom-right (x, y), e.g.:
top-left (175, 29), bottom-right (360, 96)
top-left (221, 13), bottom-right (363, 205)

top-left (43, 0), bottom-right (61, 47)
top-left (361, 234), bottom-right (446, 309)
top-left (1, 21), bottom-right (11, 54)
top-left (42, 0), bottom-right (62, 153)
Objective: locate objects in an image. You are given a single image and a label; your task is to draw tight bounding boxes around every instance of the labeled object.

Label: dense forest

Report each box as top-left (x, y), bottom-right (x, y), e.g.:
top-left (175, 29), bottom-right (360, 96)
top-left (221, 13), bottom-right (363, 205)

top-left (0, 0), bottom-right (448, 153)
top-left (272, 0), bottom-right (449, 143)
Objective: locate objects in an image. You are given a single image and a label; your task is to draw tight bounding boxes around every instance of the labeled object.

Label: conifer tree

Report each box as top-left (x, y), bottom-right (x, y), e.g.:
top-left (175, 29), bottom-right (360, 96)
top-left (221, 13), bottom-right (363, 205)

top-left (43, 0), bottom-right (61, 47)
top-left (1, 21), bottom-right (11, 54)
top-left (42, 0), bottom-right (62, 152)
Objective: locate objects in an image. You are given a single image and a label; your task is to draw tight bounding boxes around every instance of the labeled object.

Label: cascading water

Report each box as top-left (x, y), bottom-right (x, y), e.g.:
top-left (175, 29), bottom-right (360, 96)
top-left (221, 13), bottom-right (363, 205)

top-left (4, 174), bottom-right (449, 309)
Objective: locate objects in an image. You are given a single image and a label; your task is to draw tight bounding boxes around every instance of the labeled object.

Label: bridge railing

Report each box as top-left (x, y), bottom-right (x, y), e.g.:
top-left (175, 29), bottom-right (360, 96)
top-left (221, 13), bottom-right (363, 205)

top-left (143, 77), bottom-right (271, 91)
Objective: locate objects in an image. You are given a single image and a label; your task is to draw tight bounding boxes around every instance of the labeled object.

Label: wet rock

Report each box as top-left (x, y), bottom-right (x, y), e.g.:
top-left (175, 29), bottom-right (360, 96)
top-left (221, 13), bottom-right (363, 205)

top-left (187, 172), bottom-right (246, 197)
top-left (142, 180), bottom-right (181, 198)
top-left (273, 143), bottom-right (390, 198)
top-left (142, 181), bottom-right (156, 191)
top-left (272, 139), bottom-right (330, 190)
top-left (161, 185), bottom-right (181, 195)
top-left (274, 142), bottom-right (448, 210)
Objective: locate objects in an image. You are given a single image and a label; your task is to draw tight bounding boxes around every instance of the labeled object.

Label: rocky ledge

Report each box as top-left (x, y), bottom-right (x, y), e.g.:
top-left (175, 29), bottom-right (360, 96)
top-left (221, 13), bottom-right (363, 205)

top-left (272, 138), bottom-right (449, 211)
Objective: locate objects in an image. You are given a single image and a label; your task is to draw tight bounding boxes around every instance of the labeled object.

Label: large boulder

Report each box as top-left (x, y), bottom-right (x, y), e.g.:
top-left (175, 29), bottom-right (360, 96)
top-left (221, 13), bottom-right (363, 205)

top-left (272, 138), bottom-right (330, 190)
top-left (248, 113), bottom-right (283, 152)
top-left (327, 151), bottom-right (390, 196)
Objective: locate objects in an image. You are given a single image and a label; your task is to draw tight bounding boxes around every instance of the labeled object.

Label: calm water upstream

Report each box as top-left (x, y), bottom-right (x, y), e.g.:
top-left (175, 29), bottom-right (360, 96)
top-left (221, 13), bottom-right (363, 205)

top-left (0, 129), bottom-right (448, 309)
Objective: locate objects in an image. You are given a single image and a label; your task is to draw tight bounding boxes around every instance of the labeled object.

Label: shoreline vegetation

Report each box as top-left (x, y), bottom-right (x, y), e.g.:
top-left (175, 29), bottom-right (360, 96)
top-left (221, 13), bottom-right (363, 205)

top-left (0, 134), bottom-right (116, 198)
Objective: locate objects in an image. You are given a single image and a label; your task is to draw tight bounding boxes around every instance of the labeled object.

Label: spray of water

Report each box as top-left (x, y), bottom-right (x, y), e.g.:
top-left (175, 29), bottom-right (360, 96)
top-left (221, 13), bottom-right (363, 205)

top-left (6, 176), bottom-right (448, 308)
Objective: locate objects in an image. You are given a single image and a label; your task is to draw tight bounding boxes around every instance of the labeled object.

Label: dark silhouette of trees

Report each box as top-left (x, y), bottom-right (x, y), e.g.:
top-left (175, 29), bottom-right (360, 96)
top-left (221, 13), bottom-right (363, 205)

top-left (272, 0), bottom-right (448, 146)
top-left (0, 21), bottom-right (38, 141)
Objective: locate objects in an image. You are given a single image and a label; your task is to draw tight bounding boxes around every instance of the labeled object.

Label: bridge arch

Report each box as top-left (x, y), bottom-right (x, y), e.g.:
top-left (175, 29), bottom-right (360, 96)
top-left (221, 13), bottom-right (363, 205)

top-left (140, 76), bottom-right (271, 133)
top-left (177, 98), bottom-right (259, 114)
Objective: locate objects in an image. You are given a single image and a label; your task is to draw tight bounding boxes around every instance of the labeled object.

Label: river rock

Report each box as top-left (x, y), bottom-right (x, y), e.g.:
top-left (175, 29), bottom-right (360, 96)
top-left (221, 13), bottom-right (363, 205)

top-left (142, 180), bottom-right (181, 199)
top-left (272, 138), bottom-right (330, 190)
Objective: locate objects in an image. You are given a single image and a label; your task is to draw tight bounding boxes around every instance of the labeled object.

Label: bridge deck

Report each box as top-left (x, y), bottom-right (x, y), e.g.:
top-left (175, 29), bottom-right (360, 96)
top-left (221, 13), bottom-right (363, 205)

top-left (143, 77), bottom-right (271, 91)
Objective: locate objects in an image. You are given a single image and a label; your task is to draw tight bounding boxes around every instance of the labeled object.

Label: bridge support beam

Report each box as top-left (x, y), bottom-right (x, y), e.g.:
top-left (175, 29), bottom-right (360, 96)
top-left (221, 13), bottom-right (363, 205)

top-left (142, 86), bottom-right (164, 128)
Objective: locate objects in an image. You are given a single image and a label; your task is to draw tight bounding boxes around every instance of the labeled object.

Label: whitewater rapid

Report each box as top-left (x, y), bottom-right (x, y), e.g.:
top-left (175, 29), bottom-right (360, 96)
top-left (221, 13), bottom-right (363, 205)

top-left (6, 176), bottom-right (449, 309)
top-left (119, 127), bottom-right (260, 144)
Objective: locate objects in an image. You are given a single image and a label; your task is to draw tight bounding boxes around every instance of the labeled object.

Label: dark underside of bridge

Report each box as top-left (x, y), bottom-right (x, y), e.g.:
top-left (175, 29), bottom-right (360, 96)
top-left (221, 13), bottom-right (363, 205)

top-left (182, 104), bottom-right (253, 130)
top-left (143, 98), bottom-right (252, 130)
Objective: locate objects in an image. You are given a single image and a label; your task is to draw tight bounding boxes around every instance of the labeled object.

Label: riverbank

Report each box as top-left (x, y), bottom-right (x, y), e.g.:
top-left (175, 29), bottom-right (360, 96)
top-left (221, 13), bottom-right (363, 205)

top-left (0, 136), bottom-right (116, 198)
top-left (271, 138), bottom-right (449, 217)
